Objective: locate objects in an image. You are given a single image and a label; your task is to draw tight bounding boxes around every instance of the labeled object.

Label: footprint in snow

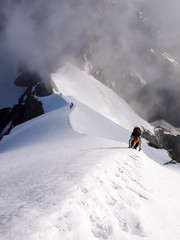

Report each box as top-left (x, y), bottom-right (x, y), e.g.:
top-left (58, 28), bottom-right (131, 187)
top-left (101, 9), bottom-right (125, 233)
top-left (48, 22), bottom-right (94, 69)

top-left (106, 193), bottom-right (117, 206)
top-left (80, 187), bottom-right (88, 194)
top-left (114, 211), bottom-right (146, 237)
top-left (90, 215), bottom-right (111, 239)
top-left (111, 182), bottom-right (122, 191)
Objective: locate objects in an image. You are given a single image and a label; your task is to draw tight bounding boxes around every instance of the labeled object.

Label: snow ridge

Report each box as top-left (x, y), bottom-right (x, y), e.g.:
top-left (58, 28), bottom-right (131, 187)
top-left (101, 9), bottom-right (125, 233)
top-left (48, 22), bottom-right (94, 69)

top-left (0, 64), bottom-right (180, 240)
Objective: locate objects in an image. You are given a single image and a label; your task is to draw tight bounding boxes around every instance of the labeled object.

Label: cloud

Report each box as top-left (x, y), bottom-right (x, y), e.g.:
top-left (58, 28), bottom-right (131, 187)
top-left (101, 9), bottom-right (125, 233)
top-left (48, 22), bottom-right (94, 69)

top-left (85, 0), bottom-right (180, 126)
top-left (0, 0), bottom-right (180, 126)
top-left (0, 0), bottom-right (96, 80)
top-left (136, 0), bottom-right (180, 57)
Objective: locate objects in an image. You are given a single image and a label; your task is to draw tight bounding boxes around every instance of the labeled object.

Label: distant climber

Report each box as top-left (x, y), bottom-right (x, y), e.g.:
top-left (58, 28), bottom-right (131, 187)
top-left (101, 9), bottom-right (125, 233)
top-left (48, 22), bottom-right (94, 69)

top-left (129, 127), bottom-right (141, 151)
top-left (70, 102), bottom-right (74, 109)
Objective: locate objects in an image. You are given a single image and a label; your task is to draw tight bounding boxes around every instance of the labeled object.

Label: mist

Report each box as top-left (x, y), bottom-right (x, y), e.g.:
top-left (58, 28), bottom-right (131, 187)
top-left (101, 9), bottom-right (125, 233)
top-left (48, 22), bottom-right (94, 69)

top-left (0, 0), bottom-right (96, 81)
top-left (136, 0), bottom-right (180, 57)
top-left (126, 0), bottom-right (180, 126)
top-left (86, 0), bottom-right (180, 127)
top-left (0, 0), bottom-right (180, 126)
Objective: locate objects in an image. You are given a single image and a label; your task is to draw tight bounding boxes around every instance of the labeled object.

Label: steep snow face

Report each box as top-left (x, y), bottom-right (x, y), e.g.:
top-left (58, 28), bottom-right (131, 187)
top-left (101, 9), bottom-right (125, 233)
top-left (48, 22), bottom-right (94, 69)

top-left (51, 63), bottom-right (153, 133)
top-left (0, 64), bottom-right (180, 240)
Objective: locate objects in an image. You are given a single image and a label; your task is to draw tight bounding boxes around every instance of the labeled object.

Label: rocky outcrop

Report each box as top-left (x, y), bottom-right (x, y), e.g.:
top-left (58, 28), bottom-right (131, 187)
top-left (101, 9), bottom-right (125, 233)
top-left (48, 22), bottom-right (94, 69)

top-left (0, 70), bottom-right (52, 139)
top-left (154, 128), bottom-right (180, 162)
top-left (141, 128), bottom-right (162, 149)
top-left (142, 121), bottom-right (180, 163)
top-left (0, 85), bottom-right (44, 138)
top-left (15, 71), bottom-right (53, 96)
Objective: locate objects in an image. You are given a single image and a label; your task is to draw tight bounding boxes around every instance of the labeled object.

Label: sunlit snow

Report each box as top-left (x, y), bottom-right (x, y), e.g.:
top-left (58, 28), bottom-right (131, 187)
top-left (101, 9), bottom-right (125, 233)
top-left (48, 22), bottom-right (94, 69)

top-left (0, 64), bottom-right (180, 240)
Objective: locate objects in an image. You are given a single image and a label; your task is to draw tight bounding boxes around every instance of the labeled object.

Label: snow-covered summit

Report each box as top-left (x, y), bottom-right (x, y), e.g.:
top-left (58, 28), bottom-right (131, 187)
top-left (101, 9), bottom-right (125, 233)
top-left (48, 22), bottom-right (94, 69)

top-left (51, 63), bottom-right (153, 133)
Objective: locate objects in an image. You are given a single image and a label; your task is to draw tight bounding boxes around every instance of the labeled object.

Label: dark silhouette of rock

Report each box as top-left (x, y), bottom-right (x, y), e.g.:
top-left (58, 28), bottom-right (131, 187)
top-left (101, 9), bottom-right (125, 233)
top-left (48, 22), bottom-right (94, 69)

top-left (142, 124), bottom-right (180, 163)
top-left (0, 85), bottom-right (44, 138)
top-left (15, 72), bottom-right (41, 87)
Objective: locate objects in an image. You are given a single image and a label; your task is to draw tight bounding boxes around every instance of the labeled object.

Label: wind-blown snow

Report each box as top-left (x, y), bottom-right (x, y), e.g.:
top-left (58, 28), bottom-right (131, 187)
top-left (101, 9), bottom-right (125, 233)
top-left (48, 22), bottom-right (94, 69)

top-left (0, 64), bottom-right (180, 240)
top-left (51, 64), bottom-right (152, 132)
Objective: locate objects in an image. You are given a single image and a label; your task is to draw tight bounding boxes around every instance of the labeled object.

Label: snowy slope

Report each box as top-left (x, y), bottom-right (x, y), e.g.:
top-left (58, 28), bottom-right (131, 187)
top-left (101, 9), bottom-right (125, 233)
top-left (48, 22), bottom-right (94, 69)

top-left (0, 64), bottom-right (180, 240)
top-left (51, 63), bottom-right (153, 132)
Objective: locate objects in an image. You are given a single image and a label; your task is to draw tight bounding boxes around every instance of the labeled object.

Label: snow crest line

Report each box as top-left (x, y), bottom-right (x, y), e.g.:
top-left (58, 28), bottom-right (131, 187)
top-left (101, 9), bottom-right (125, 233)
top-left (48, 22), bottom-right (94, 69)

top-left (1, 63), bottom-right (180, 239)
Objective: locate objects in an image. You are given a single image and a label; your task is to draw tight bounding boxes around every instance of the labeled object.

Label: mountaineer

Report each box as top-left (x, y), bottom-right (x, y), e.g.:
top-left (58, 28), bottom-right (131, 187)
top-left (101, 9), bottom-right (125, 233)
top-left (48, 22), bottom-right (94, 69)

top-left (129, 127), bottom-right (141, 151)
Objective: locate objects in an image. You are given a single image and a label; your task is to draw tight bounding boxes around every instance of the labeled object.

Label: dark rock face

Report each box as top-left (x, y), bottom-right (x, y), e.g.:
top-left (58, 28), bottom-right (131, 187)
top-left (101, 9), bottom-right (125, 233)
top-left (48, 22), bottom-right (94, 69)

top-left (15, 72), bottom-right (41, 87)
top-left (15, 71), bottom-right (53, 96)
top-left (0, 108), bottom-right (12, 138)
top-left (0, 70), bottom-right (52, 140)
top-left (35, 81), bottom-right (53, 97)
top-left (0, 85), bottom-right (44, 139)
top-left (142, 127), bottom-right (180, 163)
top-left (154, 128), bottom-right (180, 162)
top-left (142, 128), bottom-right (162, 149)
top-left (12, 86), bottom-right (44, 125)
top-left (0, 71), bottom-right (54, 139)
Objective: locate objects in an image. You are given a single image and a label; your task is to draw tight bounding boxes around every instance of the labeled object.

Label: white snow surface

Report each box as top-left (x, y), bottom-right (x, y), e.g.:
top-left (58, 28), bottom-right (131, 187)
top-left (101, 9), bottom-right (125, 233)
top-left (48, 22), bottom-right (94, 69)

top-left (51, 64), bottom-right (152, 132)
top-left (0, 64), bottom-right (180, 240)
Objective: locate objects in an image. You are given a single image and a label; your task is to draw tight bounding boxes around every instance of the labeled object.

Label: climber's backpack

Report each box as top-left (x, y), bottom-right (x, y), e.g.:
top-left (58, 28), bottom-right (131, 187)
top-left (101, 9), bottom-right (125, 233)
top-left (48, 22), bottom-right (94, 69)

top-left (133, 127), bottom-right (141, 137)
